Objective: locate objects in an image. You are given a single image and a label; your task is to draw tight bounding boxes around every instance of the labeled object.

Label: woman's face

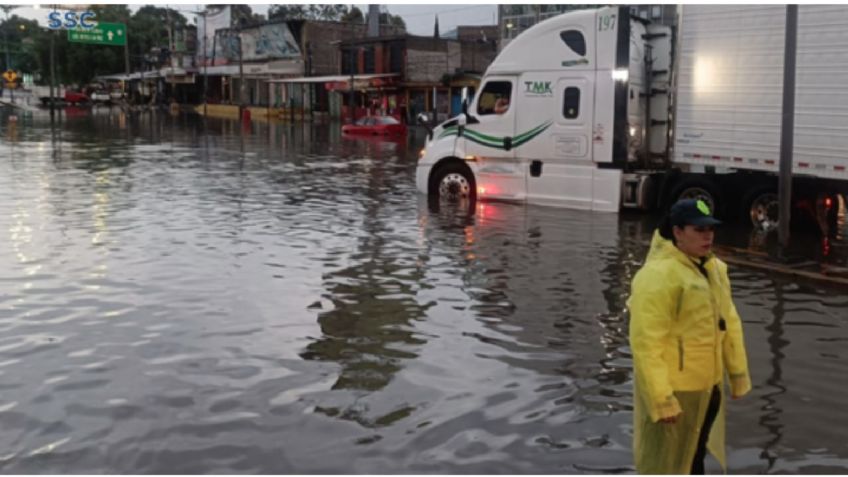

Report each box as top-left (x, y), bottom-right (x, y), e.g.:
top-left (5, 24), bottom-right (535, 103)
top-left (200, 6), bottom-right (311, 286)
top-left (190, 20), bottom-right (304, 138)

top-left (673, 224), bottom-right (715, 258)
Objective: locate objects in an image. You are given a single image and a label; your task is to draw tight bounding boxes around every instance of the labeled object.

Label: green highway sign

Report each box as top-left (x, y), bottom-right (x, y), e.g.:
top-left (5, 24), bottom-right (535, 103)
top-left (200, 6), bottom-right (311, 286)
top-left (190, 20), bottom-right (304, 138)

top-left (68, 22), bottom-right (127, 46)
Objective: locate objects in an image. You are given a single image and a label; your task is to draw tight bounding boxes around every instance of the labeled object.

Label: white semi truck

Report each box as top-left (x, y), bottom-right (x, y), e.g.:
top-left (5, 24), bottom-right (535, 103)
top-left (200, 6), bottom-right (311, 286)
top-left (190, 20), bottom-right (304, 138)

top-left (416, 5), bottom-right (848, 232)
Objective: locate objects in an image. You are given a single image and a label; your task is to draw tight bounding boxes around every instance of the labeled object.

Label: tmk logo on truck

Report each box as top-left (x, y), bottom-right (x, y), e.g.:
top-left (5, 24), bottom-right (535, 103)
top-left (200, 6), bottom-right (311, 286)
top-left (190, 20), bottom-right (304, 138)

top-left (524, 81), bottom-right (553, 97)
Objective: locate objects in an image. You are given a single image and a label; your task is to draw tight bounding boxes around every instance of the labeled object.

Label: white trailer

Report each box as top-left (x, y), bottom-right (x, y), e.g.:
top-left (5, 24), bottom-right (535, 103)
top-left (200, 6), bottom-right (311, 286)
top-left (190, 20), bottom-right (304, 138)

top-left (416, 5), bottom-right (848, 233)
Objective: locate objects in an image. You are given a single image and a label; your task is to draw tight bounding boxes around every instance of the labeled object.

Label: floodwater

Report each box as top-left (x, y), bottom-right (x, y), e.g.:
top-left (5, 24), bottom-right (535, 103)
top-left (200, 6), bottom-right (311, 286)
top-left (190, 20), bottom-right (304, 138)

top-left (0, 107), bottom-right (847, 473)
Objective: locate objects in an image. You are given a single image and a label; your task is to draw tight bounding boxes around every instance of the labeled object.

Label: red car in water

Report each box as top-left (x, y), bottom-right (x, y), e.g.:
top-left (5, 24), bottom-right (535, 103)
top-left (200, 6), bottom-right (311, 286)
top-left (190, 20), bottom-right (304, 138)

top-left (342, 116), bottom-right (407, 137)
top-left (64, 90), bottom-right (90, 106)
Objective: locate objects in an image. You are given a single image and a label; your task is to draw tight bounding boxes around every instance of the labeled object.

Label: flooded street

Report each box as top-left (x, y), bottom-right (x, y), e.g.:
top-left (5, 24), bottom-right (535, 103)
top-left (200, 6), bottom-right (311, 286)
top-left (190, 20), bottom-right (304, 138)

top-left (1, 108), bottom-right (848, 473)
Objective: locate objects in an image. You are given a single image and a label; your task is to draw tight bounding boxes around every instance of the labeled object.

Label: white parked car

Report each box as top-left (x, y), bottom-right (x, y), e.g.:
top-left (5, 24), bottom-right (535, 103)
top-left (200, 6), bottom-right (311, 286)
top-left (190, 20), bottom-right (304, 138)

top-left (91, 91), bottom-right (111, 104)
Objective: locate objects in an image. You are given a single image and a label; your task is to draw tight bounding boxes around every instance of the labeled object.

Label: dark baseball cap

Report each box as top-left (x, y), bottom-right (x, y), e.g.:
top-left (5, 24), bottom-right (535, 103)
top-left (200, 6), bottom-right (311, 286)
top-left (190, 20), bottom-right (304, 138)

top-left (670, 199), bottom-right (722, 227)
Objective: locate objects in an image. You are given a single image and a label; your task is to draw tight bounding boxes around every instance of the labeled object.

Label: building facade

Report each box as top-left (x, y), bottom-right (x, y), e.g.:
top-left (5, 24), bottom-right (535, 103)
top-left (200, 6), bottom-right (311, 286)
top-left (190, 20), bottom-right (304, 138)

top-left (332, 34), bottom-right (497, 123)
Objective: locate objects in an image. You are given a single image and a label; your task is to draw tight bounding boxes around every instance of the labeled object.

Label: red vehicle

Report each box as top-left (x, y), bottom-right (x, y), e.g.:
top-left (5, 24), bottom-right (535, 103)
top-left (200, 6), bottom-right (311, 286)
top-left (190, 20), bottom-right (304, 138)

top-left (64, 90), bottom-right (90, 106)
top-left (342, 116), bottom-right (407, 137)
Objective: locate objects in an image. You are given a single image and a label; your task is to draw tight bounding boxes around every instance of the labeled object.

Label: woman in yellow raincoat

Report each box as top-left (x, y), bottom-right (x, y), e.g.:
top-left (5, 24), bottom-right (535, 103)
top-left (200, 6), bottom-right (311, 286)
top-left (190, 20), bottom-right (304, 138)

top-left (628, 199), bottom-right (752, 474)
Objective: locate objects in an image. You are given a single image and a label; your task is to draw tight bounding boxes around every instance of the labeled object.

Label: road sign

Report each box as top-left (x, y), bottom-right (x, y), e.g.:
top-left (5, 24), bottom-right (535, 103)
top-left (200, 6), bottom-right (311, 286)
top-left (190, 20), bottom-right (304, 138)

top-left (2, 70), bottom-right (17, 83)
top-left (68, 22), bottom-right (126, 46)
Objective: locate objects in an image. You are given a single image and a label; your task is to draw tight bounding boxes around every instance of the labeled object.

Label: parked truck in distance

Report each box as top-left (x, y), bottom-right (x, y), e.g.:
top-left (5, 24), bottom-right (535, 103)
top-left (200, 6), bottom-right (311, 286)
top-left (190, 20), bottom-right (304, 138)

top-left (416, 5), bottom-right (848, 235)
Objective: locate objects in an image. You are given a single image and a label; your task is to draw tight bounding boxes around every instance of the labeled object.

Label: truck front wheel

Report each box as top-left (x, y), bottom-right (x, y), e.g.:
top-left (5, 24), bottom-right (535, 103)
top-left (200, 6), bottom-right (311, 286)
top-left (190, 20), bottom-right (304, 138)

top-left (431, 162), bottom-right (476, 205)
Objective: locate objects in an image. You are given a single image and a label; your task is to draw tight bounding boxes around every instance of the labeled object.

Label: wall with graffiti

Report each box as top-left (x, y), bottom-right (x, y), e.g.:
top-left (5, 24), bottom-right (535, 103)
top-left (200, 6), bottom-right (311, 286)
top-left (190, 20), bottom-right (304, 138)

top-left (214, 23), bottom-right (302, 64)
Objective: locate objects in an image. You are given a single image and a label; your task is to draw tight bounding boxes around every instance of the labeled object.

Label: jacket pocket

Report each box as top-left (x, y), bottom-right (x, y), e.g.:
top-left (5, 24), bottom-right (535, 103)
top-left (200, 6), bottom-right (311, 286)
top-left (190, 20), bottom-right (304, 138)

top-left (678, 338), bottom-right (684, 371)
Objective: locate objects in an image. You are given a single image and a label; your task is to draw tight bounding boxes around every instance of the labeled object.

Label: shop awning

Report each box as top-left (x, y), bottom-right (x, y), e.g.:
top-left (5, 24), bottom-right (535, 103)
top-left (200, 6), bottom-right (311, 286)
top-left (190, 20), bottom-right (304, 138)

top-left (267, 73), bottom-right (399, 91)
top-left (95, 71), bottom-right (162, 82)
top-left (197, 60), bottom-right (303, 77)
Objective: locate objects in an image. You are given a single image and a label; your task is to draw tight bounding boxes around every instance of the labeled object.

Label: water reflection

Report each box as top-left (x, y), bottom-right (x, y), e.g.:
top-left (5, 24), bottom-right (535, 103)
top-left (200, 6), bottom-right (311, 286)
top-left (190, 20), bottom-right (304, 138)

top-left (301, 168), bottom-right (432, 428)
top-left (412, 199), bottom-right (637, 472)
top-left (759, 280), bottom-right (788, 471)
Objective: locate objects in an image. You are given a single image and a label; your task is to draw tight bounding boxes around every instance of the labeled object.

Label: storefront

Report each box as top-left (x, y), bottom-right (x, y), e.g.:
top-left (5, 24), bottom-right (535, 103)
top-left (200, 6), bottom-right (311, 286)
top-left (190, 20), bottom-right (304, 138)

top-left (269, 73), bottom-right (400, 121)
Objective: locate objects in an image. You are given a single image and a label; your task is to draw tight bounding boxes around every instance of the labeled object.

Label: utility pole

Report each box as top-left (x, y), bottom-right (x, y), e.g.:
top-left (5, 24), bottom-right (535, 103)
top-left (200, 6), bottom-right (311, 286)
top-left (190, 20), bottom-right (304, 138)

top-left (202, 11), bottom-right (207, 117)
top-left (124, 10), bottom-right (130, 75)
top-left (237, 29), bottom-right (245, 114)
top-left (778, 5), bottom-right (798, 250)
top-left (49, 28), bottom-right (56, 120)
top-left (348, 46), bottom-right (355, 123)
top-left (177, 7), bottom-right (210, 115)
top-left (168, 6), bottom-right (174, 102)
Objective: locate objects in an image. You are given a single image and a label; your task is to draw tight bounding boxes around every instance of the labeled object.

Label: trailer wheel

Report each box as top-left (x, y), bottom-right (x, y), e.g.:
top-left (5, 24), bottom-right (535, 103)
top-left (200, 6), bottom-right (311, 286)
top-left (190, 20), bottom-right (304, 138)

top-left (431, 161), bottom-right (476, 205)
top-left (743, 188), bottom-right (779, 232)
top-left (669, 178), bottom-right (721, 217)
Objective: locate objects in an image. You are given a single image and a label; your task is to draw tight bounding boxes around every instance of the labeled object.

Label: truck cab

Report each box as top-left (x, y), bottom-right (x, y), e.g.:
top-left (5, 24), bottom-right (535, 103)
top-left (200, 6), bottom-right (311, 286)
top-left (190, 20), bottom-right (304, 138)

top-left (416, 6), bottom-right (666, 213)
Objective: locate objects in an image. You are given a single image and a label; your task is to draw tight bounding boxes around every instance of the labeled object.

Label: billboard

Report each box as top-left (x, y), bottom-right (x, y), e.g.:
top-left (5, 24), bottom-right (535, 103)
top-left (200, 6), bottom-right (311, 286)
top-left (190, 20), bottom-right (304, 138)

top-left (214, 23), bottom-right (301, 64)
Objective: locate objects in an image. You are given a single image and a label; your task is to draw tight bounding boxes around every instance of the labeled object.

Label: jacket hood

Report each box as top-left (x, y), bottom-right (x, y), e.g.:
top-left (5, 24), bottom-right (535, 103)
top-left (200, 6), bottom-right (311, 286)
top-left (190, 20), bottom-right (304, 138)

top-left (646, 229), bottom-right (715, 266)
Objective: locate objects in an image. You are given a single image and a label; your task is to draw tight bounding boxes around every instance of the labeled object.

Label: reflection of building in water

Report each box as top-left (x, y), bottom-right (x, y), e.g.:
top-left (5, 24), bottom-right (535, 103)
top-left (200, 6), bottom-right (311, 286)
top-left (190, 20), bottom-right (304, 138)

top-left (300, 165), bottom-right (432, 429)
top-left (300, 249), bottom-right (430, 394)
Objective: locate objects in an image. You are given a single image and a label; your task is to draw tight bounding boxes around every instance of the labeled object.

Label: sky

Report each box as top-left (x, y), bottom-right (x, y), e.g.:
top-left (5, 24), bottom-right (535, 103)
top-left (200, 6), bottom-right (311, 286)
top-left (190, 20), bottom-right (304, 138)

top-left (5, 3), bottom-right (499, 36)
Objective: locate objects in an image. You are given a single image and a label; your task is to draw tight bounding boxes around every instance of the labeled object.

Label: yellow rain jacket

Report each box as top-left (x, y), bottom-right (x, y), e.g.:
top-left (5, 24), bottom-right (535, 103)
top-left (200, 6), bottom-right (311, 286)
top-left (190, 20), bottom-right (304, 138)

top-left (628, 230), bottom-right (752, 474)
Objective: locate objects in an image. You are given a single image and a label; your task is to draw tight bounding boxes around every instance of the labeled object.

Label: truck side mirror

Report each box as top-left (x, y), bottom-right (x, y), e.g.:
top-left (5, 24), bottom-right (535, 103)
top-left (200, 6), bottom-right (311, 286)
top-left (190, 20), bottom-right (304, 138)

top-left (417, 112), bottom-right (433, 140)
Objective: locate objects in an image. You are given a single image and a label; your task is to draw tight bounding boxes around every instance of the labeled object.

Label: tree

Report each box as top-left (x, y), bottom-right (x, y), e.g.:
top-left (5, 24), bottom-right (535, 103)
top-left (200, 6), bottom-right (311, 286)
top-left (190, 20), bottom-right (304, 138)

top-left (341, 6), bottom-right (364, 24)
top-left (128, 6), bottom-right (187, 74)
top-left (390, 14), bottom-right (406, 31)
top-left (268, 5), bottom-right (307, 20)
top-left (0, 14), bottom-right (40, 73)
top-left (268, 4), bottom-right (366, 23)
top-left (230, 4), bottom-right (254, 27)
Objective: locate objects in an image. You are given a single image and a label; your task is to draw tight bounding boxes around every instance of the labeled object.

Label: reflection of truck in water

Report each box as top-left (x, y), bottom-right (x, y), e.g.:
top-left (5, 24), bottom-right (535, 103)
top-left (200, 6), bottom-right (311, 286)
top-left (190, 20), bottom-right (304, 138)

top-left (416, 6), bottom-right (848, 235)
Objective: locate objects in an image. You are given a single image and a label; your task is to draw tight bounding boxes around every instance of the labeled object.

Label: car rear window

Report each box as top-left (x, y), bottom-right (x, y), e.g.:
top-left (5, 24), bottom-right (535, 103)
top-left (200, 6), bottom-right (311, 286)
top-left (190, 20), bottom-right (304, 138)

top-left (378, 117), bottom-right (400, 125)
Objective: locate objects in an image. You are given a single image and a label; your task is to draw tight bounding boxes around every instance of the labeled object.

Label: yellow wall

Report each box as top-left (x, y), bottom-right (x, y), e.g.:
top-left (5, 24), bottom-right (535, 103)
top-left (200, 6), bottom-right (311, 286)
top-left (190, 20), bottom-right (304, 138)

top-left (194, 104), bottom-right (275, 121)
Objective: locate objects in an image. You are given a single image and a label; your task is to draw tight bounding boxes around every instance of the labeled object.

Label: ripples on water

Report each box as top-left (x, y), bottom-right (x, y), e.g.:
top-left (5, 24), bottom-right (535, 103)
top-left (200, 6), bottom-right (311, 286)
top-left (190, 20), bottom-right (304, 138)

top-left (0, 108), bottom-right (847, 473)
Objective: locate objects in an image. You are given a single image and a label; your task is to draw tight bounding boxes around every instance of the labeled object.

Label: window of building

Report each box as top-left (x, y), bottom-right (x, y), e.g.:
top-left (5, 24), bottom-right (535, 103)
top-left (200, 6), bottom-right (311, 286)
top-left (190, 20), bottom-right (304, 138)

top-left (477, 81), bottom-right (512, 116)
top-left (363, 47), bottom-right (375, 74)
top-left (563, 87), bottom-right (580, 119)
top-left (651, 6), bottom-right (662, 19)
top-left (389, 42), bottom-right (403, 73)
top-left (341, 50), bottom-right (354, 75)
top-left (560, 30), bottom-right (586, 57)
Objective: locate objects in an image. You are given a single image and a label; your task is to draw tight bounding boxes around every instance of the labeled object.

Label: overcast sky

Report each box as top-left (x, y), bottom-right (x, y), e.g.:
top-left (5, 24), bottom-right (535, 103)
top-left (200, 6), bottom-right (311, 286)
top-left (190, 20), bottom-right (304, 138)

top-left (8, 4), bottom-right (499, 36)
